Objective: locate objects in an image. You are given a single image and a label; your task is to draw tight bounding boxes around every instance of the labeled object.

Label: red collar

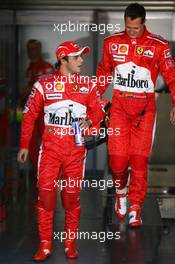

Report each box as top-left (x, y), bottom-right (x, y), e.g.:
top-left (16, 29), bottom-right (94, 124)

top-left (122, 26), bottom-right (150, 44)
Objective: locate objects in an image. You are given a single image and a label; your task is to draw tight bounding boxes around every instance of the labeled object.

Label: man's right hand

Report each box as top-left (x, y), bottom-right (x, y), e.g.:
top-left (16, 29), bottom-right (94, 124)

top-left (17, 148), bottom-right (29, 163)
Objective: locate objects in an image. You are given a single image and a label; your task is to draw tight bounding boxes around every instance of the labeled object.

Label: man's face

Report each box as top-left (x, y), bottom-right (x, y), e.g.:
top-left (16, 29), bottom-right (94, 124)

top-left (27, 43), bottom-right (41, 60)
top-left (125, 17), bottom-right (145, 38)
top-left (65, 55), bottom-right (84, 74)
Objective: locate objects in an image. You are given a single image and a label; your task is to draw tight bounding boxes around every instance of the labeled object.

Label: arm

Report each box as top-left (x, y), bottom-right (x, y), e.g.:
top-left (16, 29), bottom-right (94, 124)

top-left (86, 83), bottom-right (106, 127)
top-left (96, 38), bottom-right (113, 96)
top-left (159, 43), bottom-right (175, 106)
top-left (20, 81), bottom-right (44, 150)
top-left (158, 43), bottom-right (175, 125)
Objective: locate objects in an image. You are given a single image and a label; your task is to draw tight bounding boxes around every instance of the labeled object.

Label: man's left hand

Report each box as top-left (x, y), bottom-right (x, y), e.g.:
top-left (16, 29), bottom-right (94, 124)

top-left (170, 107), bottom-right (175, 125)
top-left (79, 120), bottom-right (92, 130)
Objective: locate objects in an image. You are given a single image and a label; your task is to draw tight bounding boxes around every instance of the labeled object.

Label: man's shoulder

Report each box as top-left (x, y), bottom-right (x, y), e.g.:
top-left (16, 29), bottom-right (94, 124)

top-left (103, 31), bottom-right (125, 42)
top-left (147, 32), bottom-right (168, 45)
top-left (42, 60), bottom-right (53, 69)
top-left (40, 59), bottom-right (52, 66)
top-left (37, 71), bottom-right (56, 83)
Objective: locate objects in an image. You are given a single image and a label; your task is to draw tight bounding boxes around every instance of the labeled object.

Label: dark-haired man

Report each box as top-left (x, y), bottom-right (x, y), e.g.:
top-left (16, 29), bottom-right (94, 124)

top-left (97, 3), bottom-right (175, 226)
top-left (18, 41), bottom-right (105, 261)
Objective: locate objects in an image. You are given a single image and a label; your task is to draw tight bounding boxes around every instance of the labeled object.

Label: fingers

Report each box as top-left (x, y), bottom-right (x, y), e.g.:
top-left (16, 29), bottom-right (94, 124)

top-left (170, 110), bottom-right (175, 125)
top-left (17, 149), bottom-right (28, 163)
top-left (79, 120), bottom-right (88, 130)
top-left (22, 152), bottom-right (28, 163)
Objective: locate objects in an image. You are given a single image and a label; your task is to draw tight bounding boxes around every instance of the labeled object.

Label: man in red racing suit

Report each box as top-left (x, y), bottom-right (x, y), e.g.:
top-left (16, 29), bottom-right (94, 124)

top-left (97, 3), bottom-right (175, 226)
top-left (18, 41), bottom-right (105, 261)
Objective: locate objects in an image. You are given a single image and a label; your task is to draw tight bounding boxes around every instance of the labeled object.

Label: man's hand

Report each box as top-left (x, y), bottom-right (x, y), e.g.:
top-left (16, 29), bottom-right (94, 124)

top-left (79, 119), bottom-right (92, 130)
top-left (17, 148), bottom-right (29, 163)
top-left (170, 107), bottom-right (175, 125)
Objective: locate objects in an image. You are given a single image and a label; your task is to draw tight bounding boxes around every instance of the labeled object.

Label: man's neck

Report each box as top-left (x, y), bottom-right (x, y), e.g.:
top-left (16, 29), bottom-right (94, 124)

top-left (30, 57), bottom-right (42, 63)
top-left (59, 67), bottom-right (74, 77)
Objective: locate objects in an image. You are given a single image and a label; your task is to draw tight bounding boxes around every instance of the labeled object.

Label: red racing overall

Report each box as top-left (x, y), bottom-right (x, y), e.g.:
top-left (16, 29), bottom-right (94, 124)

top-left (97, 27), bottom-right (175, 205)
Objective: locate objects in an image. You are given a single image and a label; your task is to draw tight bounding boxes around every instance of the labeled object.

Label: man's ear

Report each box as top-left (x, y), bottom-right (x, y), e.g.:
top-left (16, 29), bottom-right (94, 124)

top-left (60, 58), bottom-right (66, 65)
top-left (143, 18), bottom-right (146, 25)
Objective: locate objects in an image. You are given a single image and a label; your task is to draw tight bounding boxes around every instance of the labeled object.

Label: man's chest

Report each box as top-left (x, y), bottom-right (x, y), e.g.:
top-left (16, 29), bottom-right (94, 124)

top-left (43, 81), bottom-right (90, 106)
top-left (108, 40), bottom-right (157, 67)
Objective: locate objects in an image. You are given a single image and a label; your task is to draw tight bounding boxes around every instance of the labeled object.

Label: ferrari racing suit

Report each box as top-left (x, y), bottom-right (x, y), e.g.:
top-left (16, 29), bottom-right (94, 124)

top-left (97, 27), bottom-right (175, 205)
top-left (20, 71), bottom-right (105, 242)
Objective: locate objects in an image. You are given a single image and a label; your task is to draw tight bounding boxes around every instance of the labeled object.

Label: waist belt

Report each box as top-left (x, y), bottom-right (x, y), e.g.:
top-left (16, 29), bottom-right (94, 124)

top-left (114, 90), bottom-right (154, 99)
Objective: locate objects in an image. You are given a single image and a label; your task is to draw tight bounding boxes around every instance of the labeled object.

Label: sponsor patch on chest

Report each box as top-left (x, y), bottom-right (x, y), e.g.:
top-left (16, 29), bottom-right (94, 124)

top-left (110, 43), bottom-right (129, 55)
top-left (113, 55), bottom-right (126, 62)
top-left (135, 46), bottom-right (155, 57)
top-left (79, 86), bottom-right (89, 93)
top-left (46, 94), bottom-right (63, 100)
top-left (44, 81), bottom-right (65, 92)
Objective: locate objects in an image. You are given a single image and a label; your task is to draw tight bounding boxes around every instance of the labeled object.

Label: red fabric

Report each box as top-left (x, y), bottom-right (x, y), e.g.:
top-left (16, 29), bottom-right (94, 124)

top-left (36, 132), bottom-right (84, 241)
top-left (26, 58), bottom-right (54, 86)
top-left (61, 191), bottom-right (81, 239)
top-left (110, 155), bottom-right (129, 189)
top-left (28, 112), bottom-right (44, 174)
top-left (96, 27), bottom-right (175, 105)
top-left (110, 154), bottom-right (148, 205)
top-left (36, 201), bottom-right (54, 241)
top-left (20, 71), bottom-right (105, 149)
top-left (56, 41), bottom-right (90, 60)
top-left (129, 155), bottom-right (148, 205)
top-left (108, 93), bottom-right (156, 157)
top-left (0, 111), bottom-right (8, 146)
top-left (25, 59), bottom-right (53, 172)
top-left (20, 70), bottom-right (104, 241)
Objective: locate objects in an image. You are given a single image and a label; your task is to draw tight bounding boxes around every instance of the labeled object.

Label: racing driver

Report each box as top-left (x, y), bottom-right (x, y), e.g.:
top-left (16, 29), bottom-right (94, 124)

top-left (17, 41), bottom-right (105, 261)
top-left (97, 3), bottom-right (175, 227)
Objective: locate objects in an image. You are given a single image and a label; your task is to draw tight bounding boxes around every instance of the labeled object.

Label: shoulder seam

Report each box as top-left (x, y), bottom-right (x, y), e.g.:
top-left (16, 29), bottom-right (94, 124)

top-left (147, 35), bottom-right (167, 45)
top-left (33, 81), bottom-right (44, 98)
top-left (104, 32), bottom-right (125, 40)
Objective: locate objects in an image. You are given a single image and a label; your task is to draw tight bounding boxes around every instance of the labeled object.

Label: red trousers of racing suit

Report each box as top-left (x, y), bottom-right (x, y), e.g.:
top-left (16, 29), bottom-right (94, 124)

top-left (109, 90), bottom-right (156, 206)
top-left (36, 127), bottom-right (86, 242)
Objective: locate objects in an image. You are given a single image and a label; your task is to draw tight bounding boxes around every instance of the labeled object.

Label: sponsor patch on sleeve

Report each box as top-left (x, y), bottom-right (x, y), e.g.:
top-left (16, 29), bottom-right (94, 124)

top-left (164, 49), bottom-right (172, 58)
top-left (165, 59), bottom-right (175, 69)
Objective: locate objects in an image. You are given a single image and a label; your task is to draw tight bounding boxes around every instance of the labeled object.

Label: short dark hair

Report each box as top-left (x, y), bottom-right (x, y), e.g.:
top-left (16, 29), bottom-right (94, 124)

top-left (124, 3), bottom-right (146, 23)
top-left (56, 56), bottom-right (69, 69)
top-left (27, 39), bottom-right (42, 49)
